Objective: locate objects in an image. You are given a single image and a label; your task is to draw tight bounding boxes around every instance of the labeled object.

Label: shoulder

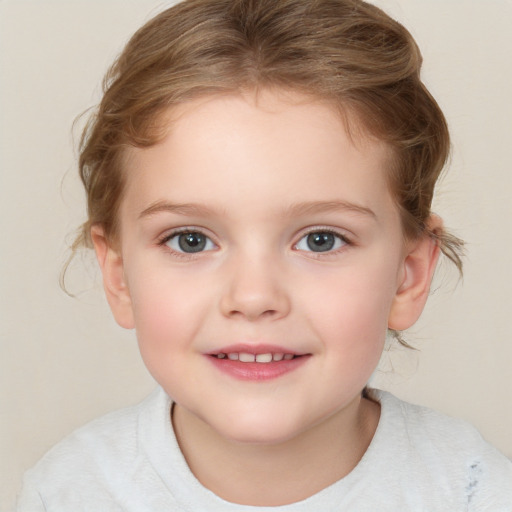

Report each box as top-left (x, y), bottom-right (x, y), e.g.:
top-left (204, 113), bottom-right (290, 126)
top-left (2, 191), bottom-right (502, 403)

top-left (373, 389), bottom-right (505, 457)
top-left (32, 389), bottom-right (161, 469)
top-left (16, 388), bottom-right (171, 511)
top-left (369, 389), bottom-right (512, 509)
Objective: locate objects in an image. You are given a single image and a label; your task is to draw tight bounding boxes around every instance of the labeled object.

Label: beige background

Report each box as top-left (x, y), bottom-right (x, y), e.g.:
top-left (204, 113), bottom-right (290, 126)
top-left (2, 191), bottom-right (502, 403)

top-left (1, 0), bottom-right (511, 509)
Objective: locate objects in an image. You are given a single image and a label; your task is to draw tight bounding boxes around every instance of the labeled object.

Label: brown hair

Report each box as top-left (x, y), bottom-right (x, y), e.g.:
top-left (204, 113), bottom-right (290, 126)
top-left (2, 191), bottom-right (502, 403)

top-left (74, 0), bottom-right (463, 271)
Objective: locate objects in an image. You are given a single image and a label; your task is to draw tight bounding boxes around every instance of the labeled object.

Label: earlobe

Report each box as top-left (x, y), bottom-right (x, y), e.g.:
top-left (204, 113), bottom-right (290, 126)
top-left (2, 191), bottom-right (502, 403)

top-left (388, 216), bottom-right (442, 331)
top-left (90, 225), bottom-right (135, 329)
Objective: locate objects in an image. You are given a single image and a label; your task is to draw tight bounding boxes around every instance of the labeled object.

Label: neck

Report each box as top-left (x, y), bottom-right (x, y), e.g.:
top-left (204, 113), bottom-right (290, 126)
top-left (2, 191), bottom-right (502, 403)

top-left (172, 396), bottom-right (380, 507)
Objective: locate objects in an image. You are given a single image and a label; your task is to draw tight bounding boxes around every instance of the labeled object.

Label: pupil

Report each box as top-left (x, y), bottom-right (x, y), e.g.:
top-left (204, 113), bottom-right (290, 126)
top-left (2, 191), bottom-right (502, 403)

top-left (307, 232), bottom-right (335, 252)
top-left (179, 232), bottom-right (206, 253)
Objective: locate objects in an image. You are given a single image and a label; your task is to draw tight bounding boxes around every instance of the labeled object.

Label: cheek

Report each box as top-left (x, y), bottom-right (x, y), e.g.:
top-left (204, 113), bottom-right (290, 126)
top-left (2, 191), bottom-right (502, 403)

top-left (303, 262), bottom-right (399, 333)
top-left (296, 254), bottom-right (400, 380)
top-left (319, 278), bottom-right (393, 382)
top-left (126, 271), bottom-right (208, 368)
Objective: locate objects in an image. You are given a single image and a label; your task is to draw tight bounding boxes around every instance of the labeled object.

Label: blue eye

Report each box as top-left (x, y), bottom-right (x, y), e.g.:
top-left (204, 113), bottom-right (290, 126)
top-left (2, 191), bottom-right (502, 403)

top-left (165, 231), bottom-right (216, 253)
top-left (295, 231), bottom-right (347, 253)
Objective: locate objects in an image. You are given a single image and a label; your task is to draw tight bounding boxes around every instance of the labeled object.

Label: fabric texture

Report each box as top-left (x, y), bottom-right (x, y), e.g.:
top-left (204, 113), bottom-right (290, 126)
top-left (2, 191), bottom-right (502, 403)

top-left (16, 388), bottom-right (512, 511)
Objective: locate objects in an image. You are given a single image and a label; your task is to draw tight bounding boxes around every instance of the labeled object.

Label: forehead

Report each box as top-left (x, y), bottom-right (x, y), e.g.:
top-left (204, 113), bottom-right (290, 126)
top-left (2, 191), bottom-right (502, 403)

top-left (121, 90), bottom-right (396, 221)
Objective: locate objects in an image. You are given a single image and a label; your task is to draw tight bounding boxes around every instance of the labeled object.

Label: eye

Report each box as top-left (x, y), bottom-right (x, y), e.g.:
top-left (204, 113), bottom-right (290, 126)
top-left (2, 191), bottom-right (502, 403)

top-left (295, 231), bottom-right (348, 253)
top-left (164, 231), bottom-right (216, 254)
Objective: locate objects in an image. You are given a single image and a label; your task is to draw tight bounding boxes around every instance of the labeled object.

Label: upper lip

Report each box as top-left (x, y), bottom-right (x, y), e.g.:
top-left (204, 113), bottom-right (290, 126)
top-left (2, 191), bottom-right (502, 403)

top-left (206, 344), bottom-right (305, 356)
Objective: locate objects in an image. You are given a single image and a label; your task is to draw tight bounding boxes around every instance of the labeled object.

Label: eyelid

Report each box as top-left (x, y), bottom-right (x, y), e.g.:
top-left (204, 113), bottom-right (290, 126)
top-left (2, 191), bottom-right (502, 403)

top-left (293, 226), bottom-right (352, 253)
top-left (295, 226), bottom-right (352, 241)
top-left (158, 224), bottom-right (215, 239)
top-left (155, 225), bottom-right (352, 259)
top-left (157, 227), bottom-right (218, 255)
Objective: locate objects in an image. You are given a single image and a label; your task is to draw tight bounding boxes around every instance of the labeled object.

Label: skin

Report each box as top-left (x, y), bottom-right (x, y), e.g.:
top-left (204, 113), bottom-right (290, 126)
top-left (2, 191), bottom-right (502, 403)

top-left (92, 89), bottom-right (441, 506)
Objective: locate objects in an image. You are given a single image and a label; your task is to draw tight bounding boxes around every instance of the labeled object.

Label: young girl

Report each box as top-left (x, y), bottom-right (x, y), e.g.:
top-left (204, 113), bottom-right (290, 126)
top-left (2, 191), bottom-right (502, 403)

top-left (16, 0), bottom-right (512, 509)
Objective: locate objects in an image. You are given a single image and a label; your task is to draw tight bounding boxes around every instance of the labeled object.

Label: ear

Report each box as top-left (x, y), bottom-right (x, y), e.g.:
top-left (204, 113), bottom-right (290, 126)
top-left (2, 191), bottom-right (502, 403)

top-left (91, 225), bottom-right (135, 329)
top-left (388, 215), bottom-right (442, 331)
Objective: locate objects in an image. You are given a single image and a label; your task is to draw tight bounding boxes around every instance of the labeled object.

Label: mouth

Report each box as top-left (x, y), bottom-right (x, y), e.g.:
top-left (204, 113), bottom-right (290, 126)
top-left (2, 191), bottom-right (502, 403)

top-left (210, 352), bottom-right (298, 363)
top-left (206, 345), bottom-right (310, 381)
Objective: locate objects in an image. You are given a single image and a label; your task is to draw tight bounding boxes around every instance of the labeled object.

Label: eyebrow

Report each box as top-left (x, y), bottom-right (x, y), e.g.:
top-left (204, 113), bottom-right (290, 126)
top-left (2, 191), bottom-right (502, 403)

top-left (139, 201), bottom-right (218, 219)
top-left (138, 199), bottom-right (376, 220)
top-left (285, 200), bottom-right (377, 220)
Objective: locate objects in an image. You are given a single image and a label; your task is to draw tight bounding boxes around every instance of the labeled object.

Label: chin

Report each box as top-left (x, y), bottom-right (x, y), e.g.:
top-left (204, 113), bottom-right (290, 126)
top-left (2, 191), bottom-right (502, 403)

top-left (223, 428), bottom-right (298, 446)
top-left (212, 412), bottom-right (308, 446)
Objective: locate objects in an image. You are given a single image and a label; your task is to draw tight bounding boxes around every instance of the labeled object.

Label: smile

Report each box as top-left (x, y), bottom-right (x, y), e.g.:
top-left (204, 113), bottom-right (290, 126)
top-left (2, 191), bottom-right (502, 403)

top-left (206, 346), bottom-right (310, 381)
top-left (214, 352), bottom-right (296, 363)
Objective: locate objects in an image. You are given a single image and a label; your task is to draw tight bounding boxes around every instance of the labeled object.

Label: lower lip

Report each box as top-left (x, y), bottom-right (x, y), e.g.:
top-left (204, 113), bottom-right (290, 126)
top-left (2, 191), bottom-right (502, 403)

top-left (207, 355), bottom-right (310, 381)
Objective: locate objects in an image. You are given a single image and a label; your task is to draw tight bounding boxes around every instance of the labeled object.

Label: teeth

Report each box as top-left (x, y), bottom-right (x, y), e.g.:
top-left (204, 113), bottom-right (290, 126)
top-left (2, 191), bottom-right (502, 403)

top-left (255, 353), bottom-right (273, 363)
top-left (216, 352), bottom-right (295, 363)
top-left (239, 352), bottom-right (255, 363)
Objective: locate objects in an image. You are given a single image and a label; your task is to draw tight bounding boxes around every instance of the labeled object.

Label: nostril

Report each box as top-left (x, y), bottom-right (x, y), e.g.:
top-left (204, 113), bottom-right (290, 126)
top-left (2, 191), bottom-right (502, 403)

top-left (219, 278), bottom-right (291, 321)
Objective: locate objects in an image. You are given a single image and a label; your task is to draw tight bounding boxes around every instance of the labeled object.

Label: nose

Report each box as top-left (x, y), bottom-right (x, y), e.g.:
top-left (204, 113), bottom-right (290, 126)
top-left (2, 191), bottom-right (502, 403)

top-left (219, 251), bottom-right (291, 322)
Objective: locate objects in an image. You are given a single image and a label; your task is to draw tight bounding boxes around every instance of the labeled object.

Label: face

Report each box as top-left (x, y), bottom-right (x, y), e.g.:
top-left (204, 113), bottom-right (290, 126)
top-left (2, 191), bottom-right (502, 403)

top-left (101, 90), bottom-right (423, 445)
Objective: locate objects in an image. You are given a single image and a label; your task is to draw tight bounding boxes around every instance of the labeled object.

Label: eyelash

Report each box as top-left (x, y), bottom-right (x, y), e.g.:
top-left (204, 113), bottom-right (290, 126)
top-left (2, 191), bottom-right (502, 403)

top-left (157, 228), bottom-right (218, 260)
top-left (294, 228), bottom-right (352, 257)
top-left (156, 227), bottom-right (352, 259)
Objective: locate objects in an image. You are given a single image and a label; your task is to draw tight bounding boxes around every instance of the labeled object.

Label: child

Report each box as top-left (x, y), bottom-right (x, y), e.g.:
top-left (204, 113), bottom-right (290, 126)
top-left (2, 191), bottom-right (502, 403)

top-left (16, 0), bottom-right (512, 509)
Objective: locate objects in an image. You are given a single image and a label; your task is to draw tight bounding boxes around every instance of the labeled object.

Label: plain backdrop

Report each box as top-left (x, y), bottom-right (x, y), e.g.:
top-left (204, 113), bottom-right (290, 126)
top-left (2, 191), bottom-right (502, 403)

top-left (1, 0), bottom-right (511, 509)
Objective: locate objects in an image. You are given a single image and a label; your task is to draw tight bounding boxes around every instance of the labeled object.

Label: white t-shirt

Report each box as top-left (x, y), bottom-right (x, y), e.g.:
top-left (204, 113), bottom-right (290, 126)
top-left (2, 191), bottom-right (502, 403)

top-left (16, 388), bottom-right (512, 511)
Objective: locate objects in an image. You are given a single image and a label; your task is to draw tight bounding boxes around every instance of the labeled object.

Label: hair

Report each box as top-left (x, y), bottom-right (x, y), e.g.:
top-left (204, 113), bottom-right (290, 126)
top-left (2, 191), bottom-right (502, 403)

top-left (72, 0), bottom-right (463, 287)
